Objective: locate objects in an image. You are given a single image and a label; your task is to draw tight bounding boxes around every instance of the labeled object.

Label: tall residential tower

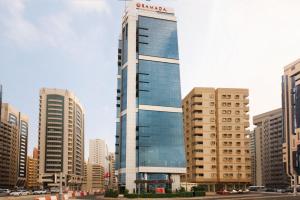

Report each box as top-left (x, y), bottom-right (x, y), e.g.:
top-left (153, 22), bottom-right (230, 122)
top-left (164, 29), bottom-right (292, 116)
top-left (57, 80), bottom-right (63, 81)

top-left (253, 109), bottom-right (288, 188)
top-left (38, 88), bottom-right (85, 189)
top-left (282, 59), bottom-right (300, 187)
top-left (115, 1), bottom-right (185, 193)
top-left (1, 103), bottom-right (29, 187)
top-left (182, 88), bottom-right (251, 191)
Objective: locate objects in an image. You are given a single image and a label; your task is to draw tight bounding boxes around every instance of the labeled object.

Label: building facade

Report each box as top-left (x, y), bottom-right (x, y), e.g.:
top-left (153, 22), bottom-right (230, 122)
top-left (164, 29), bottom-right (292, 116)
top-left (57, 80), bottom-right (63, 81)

top-left (253, 109), bottom-right (289, 188)
top-left (38, 88), bottom-right (85, 189)
top-left (85, 164), bottom-right (104, 192)
top-left (26, 147), bottom-right (39, 189)
top-left (1, 103), bottom-right (29, 187)
top-left (89, 139), bottom-right (108, 167)
top-left (249, 130), bottom-right (261, 186)
top-left (282, 59), bottom-right (300, 187)
top-left (108, 152), bottom-right (117, 189)
top-left (182, 88), bottom-right (251, 191)
top-left (0, 119), bottom-right (19, 188)
top-left (115, 1), bottom-right (186, 193)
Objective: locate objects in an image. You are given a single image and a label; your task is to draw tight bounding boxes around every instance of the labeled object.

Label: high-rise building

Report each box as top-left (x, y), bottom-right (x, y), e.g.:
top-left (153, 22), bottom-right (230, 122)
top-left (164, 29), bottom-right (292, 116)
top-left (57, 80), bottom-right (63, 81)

top-left (182, 88), bottom-right (251, 191)
top-left (115, 1), bottom-right (186, 193)
top-left (89, 139), bottom-right (108, 166)
top-left (108, 152), bottom-right (117, 189)
top-left (1, 103), bottom-right (29, 187)
top-left (282, 59), bottom-right (300, 187)
top-left (38, 88), bottom-right (85, 189)
top-left (0, 119), bottom-right (19, 188)
top-left (253, 109), bottom-right (289, 188)
top-left (26, 147), bottom-right (39, 189)
top-left (85, 163), bottom-right (104, 192)
top-left (249, 130), bottom-right (260, 186)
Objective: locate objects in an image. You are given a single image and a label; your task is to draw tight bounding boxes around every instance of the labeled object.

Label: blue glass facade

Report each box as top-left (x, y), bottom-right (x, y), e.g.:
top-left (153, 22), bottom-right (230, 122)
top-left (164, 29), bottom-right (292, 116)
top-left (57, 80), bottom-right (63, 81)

top-left (137, 60), bottom-right (181, 107)
top-left (137, 110), bottom-right (185, 168)
top-left (120, 115), bottom-right (127, 168)
top-left (121, 67), bottom-right (128, 111)
top-left (116, 8), bottom-right (185, 192)
top-left (138, 16), bottom-right (179, 59)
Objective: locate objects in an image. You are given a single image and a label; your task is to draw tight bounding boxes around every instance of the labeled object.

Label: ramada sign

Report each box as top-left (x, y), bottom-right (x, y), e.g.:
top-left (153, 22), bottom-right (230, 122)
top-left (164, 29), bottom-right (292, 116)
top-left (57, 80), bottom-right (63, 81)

top-left (136, 3), bottom-right (168, 13)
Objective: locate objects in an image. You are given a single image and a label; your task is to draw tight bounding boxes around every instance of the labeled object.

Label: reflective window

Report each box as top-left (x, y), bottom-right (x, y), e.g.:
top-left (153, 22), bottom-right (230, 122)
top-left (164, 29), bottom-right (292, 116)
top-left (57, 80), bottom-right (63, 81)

top-left (137, 60), bottom-right (181, 108)
top-left (120, 115), bottom-right (127, 168)
top-left (122, 24), bottom-right (128, 64)
top-left (121, 67), bottom-right (128, 111)
top-left (138, 16), bottom-right (179, 59)
top-left (137, 110), bottom-right (185, 168)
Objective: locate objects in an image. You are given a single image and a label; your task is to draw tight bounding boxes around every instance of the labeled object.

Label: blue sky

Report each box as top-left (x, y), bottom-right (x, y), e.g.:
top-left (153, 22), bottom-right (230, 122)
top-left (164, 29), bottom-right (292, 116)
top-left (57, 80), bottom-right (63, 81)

top-left (1, 0), bottom-right (300, 159)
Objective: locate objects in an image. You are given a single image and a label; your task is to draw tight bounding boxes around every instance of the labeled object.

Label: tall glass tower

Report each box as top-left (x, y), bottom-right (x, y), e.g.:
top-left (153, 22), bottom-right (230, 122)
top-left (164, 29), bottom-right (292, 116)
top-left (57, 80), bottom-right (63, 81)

top-left (115, 1), bottom-right (185, 193)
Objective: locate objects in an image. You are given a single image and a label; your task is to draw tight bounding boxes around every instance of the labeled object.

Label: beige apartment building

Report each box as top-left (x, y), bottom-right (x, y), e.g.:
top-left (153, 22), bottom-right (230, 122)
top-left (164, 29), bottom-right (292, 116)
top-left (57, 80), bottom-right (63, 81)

top-left (182, 87), bottom-right (251, 191)
top-left (108, 152), bottom-right (117, 189)
top-left (26, 147), bottom-right (39, 189)
top-left (38, 88), bottom-right (85, 189)
top-left (252, 109), bottom-right (289, 188)
top-left (282, 59), bottom-right (300, 187)
top-left (85, 163), bottom-right (104, 192)
top-left (1, 103), bottom-right (29, 187)
top-left (0, 119), bottom-right (19, 188)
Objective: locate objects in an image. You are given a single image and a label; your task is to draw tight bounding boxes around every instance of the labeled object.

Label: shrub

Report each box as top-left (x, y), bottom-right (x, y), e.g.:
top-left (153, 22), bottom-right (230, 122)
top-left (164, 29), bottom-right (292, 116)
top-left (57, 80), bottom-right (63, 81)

top-left (179, 187), bottom-right (186, 193)
top-left (194, 191), bottom-right (205, 197)
top-left (177, 192), bottom-right (193, 197)
top-left (125, 193), bottom-right (139, 198)
top-left (104, 189), bottom-right (119, 198)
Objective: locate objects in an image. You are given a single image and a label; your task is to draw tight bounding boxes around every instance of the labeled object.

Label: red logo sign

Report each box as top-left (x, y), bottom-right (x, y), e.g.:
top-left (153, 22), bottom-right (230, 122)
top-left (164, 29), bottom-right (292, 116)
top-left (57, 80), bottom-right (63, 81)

top-left (136, 3), bottom-right (168, 13)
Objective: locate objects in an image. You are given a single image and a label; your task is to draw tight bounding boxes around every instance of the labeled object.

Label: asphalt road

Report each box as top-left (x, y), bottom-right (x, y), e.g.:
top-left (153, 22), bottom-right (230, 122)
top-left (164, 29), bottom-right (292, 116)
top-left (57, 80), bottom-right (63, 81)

top-left (3, 192), bottom-right (300, 200)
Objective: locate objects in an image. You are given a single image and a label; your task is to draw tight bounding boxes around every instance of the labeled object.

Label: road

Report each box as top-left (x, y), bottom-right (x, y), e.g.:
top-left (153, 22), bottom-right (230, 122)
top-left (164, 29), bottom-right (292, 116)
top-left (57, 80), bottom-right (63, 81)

top-left (2, 192), bottom-right (300, 200)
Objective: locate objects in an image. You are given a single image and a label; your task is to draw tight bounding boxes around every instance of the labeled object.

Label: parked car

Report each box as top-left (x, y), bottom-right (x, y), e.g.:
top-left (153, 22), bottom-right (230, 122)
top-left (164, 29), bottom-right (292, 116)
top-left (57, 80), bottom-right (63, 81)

top-left (50, 188), bottom-right (60, 193)
top-left (230, 189), bottom-right (238, 194)
top-left (10, 190), bottom-right (29, 196)
top-left (33, 190), bottom-right (47, 195)
top-left (217, 190), bottom-right (229, 195)
top-left (0, 189), bottom-right (10, 196)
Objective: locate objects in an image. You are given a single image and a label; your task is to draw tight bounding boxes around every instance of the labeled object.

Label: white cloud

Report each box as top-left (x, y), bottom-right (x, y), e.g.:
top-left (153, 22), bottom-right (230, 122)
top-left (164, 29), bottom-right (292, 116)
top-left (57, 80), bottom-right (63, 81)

top-left (69, 0), bottom-right (110, 14)
top-left (0, 0), bottom-right (110, 56)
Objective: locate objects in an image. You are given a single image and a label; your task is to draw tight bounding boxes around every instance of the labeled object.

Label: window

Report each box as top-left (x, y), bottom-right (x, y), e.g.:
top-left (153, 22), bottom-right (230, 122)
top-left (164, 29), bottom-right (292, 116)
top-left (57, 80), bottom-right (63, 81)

top-left (210, 102), bottom-right (215, 106)
top-left (235, 95), bottom-right (239, 99)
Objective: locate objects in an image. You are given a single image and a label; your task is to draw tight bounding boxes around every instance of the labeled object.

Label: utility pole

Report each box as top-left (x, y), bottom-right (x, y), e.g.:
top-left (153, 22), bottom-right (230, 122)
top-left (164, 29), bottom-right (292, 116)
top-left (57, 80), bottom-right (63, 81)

top-left (293, 173), bottom-right (297, 196)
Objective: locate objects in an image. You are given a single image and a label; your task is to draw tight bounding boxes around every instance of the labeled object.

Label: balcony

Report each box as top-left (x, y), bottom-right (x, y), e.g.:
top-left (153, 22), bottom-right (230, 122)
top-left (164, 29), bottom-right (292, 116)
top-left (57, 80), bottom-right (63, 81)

top-left (244, 98), bottom-right (249, 105)
top-left (244, 106), bottom-right (249, 112)
top-left (192, 113), bottom-right (203, 119)
top-left (193, 105), bottom-right (203, 111)
top-left (192, 160), bottom-right (203, 165)
top-left (192, 97), bottom-right (202, 103)
top-left (194, 152), bottom-right (204, 158)
top-left (244, 121), bottom-right (250, 128)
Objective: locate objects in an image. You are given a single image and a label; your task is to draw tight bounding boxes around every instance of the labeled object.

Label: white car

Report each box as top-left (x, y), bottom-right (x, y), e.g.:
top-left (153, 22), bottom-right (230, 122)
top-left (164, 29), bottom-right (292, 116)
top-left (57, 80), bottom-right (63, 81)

top-left (33, 190), bottom-right (47, 195)
top-left (10, 190), bottom-right (30, 196)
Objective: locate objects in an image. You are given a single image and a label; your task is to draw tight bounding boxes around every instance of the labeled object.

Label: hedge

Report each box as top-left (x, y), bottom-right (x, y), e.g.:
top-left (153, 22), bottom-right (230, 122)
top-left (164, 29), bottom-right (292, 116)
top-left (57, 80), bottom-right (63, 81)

top-left (194, 191), bottom-right (205, 197)
top-left (104, 189), bottom-right (119, 198)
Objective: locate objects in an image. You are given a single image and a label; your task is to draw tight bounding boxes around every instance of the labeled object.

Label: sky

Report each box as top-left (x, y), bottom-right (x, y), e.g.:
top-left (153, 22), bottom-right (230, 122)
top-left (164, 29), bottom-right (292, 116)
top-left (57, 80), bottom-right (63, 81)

top-left (1, 0), bottom-right (300, 159)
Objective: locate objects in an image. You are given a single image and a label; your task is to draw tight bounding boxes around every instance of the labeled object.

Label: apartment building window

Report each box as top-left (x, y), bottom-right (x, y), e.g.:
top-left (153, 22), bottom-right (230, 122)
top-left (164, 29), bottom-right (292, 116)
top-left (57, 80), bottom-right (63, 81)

top-left (236, 158), bottom-right (242, 162)
top-left (211, 157), bottom-right (216, 161)
top-left (235, 118), bottom-right (240, 122)
top-left (236, 134), bottom-right (241, 138)
top-left (227, 103), bottom-right (231, 107)
top-left (211, 149), bottom-right (216, 153)
top-left (235, 95), bottom-right (240, 99)
top-left (210, 126), bottom-right (216, 130)
top-left (209, 94), bottom-right (214, 99)
top-left (222, 95), bottom-right (226, 99)
top-left (222, 102), bottom-right (226, 107)
top-left (211, 165), bottom-right (216, 169)
top-left (237, 166), bottom-right (242, 170)
top-left (210, 118), bottom-right (215, 122)
top-left (211, 141), bottom-right (216, 146)
top-left (235, 103), bottom-right (240, 107)
top-left (245, 150), bottom-right (250, 154)
top-left (210, 133), bottom-right (216, 138)
top-left (236, 142), bottom-right (241, 146)
top-left (236, 150), bottom-right (241, 154)
top-left (210, 102), bottom-right (215, 106)
top-left (235, 110), bottom-right (240, 115)
top-left (235, 126), bottom-right (241, 130)
top-left (210, 110), bottom-right (215, 114)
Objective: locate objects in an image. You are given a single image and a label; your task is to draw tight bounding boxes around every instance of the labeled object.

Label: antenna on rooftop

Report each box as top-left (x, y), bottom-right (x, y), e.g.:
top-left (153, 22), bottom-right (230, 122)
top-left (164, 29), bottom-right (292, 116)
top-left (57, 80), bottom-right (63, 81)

top-left (118, 0), bottom-right (151, 11)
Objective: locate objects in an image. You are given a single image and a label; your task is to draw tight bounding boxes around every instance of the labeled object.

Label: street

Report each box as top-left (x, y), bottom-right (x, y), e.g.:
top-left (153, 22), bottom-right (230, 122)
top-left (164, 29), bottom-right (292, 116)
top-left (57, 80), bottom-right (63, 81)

top-left (3, 192), bottom-right (300, 200)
